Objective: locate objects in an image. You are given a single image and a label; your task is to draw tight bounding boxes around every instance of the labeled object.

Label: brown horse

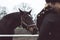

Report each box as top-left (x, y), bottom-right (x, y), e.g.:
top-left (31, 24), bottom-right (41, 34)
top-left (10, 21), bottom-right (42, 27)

top-left (0, 9), bottom-right (38, 40)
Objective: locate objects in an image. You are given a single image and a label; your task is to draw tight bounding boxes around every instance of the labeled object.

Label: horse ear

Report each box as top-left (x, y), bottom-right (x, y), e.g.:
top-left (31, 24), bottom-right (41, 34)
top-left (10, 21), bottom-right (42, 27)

top-left (29, 9), bottom-right (32, 14)
top-left (18, 8), bottom-right (23, 13)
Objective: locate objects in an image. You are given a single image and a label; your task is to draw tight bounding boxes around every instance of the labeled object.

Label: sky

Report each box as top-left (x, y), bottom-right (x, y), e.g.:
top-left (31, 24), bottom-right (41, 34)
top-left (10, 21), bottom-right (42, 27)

top-left (0, 0), bottom-right (46, 20)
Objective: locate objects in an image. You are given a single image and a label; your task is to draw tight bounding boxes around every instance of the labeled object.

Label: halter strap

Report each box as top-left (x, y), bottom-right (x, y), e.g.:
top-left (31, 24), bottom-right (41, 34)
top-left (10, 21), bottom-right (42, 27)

top-left (21, 15), bottom-right (36, 27)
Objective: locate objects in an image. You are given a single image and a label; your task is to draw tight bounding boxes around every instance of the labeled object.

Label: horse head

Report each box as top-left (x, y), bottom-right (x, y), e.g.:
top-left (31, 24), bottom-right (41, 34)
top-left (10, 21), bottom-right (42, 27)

top-left (19, 9), bottom-right (38, 34)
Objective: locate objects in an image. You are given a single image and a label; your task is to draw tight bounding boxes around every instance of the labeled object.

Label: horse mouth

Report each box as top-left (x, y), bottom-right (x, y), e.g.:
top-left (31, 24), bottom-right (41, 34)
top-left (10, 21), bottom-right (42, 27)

top-left (28, 27), bottom-right (38, 34)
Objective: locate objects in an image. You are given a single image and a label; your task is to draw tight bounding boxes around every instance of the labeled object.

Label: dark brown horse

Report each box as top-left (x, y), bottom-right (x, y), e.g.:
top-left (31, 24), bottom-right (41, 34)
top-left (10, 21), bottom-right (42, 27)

top-left (0, 9), bottom-right (38, 40)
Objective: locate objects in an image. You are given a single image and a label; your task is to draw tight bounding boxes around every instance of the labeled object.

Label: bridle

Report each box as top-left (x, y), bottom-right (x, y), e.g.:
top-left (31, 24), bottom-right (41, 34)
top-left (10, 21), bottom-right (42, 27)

top-left (20, 14), bottom-right (36, 29)
top-left (18, 8), bottom-right (36, 29)
top-left (18, 9), bottom-right (38, 34)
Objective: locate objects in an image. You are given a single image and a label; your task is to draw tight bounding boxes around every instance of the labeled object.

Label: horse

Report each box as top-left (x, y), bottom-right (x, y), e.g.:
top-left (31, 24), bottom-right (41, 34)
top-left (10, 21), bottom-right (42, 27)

top-left (0, 9), bottom-right (38, 40)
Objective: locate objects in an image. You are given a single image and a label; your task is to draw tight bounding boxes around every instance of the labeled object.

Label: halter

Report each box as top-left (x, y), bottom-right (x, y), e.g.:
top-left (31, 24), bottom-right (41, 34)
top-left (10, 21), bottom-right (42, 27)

top-left (20, 14), bottom-right (36, 29)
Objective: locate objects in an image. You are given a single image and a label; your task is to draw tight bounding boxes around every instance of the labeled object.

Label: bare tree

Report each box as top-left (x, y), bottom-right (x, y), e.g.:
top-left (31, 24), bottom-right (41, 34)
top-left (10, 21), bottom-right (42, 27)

top-left (0, 7), bottom-right (7, 19)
